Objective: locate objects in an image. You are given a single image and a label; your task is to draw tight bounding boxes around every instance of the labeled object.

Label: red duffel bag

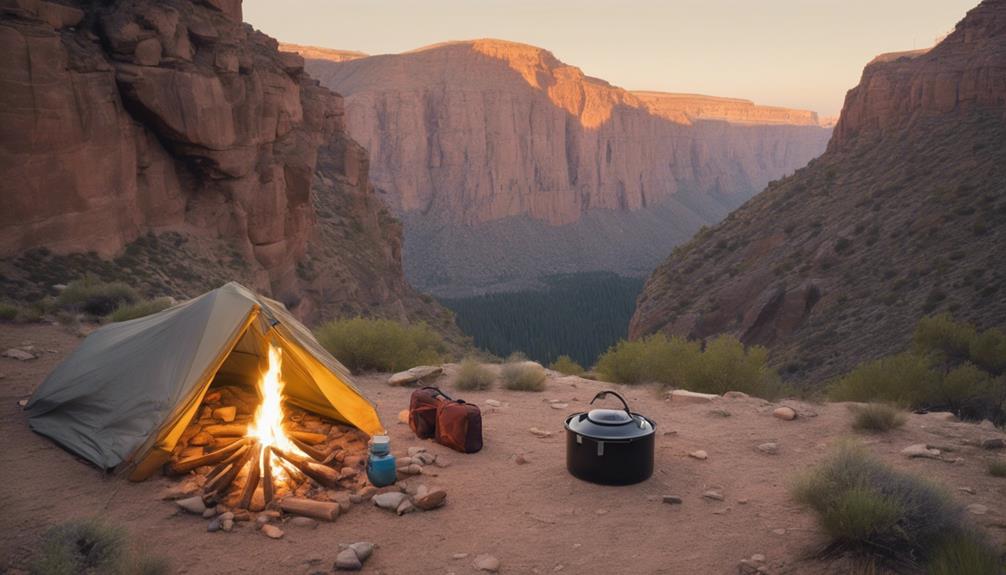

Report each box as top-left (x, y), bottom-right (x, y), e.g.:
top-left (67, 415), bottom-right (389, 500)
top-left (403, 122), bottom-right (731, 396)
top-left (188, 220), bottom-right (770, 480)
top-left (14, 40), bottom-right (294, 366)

top-left (408, 386), bottom-right (447, 439)
top-left (435, 396), bottom-right (483, 454)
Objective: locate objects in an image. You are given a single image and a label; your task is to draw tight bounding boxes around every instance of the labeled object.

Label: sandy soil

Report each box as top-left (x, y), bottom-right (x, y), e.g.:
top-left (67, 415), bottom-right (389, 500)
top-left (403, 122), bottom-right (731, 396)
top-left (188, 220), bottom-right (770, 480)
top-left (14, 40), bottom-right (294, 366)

top-left (1, 323), bottom-right (1004, 574)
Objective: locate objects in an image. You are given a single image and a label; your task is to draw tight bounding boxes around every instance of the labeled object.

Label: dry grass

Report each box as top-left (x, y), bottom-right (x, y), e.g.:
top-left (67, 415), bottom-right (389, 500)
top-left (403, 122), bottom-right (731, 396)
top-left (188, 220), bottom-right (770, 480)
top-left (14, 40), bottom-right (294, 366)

top-left (851, 403), bottom-right (907, 433)
top-left (501, 361), bottom-right (547, 392)
top-left (988, 459), bottom-right (1006, 478)
top-left (454, 358), bottom-right (495, 391)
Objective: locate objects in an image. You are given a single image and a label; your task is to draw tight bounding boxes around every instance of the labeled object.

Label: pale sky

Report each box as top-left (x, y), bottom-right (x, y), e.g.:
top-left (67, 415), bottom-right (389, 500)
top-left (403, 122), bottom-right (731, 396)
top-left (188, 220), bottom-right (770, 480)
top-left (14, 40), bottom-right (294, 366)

top-left (245, 0), bottom-right (978, 117)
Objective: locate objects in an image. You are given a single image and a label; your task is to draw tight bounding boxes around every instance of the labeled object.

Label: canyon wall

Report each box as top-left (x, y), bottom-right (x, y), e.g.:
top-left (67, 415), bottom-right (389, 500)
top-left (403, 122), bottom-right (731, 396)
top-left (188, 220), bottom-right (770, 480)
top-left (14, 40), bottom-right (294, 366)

top-left (0, 0), bottom-right (457, 333)
top-left (289, 40), bottom-right (832, 294)
top-left (630, 0), bottom-right (1006, 382)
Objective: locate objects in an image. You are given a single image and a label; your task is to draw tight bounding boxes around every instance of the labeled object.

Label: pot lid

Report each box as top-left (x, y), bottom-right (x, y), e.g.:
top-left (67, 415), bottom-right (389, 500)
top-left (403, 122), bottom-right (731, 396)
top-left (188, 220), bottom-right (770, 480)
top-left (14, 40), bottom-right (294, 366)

top-left (565, 391), bottom-right (655, 439)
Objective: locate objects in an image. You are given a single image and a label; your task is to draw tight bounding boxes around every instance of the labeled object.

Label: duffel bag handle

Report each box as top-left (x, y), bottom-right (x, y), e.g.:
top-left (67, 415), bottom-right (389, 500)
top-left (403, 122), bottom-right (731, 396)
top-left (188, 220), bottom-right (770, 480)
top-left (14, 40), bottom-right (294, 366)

top-left (421, 385), bottom-right (453, 401)
top-left (589, 390), bottom-right (632, 417)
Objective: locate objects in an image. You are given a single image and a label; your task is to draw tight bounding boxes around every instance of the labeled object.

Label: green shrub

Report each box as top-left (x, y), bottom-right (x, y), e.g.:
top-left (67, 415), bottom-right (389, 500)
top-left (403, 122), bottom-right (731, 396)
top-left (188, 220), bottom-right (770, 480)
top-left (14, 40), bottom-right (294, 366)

top-left (57, 277), bottom-right (139, 316)
top-left (27, 519), bottom-right (168, 575)
top-left (926, 531), bottom-right (1003, 575)
top-left (989, 459), bottom-right (1006, 478)
top-left (851, 403), bottom-right (907, 433)
top-left (595, 334), bottom-right (783, 399)
top-left (501, 360), bottom-right (546, 392)
top-left (109, 298), bottom-right (173, 322)
top-left (316, 318), bottom-right (445, 373)
top-left (0, 302), bottom-right (16, 321)
top-left (829, 352), bottom-right (938, 405)
top-left (970, 328), bottom-right (1006, 375)
top-left (913, 313), bottom-right (977, 365)
top-left (454, 358), bottom-right (495, 391)
top-left (549, 355), bottom-right (584, 376)
top-left (793, 443), bottom-right (964, 565)
top-left (934, 363), bottom-right (1002, 420)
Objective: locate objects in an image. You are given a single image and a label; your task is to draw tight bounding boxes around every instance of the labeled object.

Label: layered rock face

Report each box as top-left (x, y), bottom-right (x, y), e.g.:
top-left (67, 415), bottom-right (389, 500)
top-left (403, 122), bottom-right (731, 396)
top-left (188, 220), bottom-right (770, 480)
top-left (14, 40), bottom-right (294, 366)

top-left (288, 40), bottom-right (832, 294)
top-left (630, 0), bottom-right (1006, 383)
top-left (0, 0), bottom-right (457, 331)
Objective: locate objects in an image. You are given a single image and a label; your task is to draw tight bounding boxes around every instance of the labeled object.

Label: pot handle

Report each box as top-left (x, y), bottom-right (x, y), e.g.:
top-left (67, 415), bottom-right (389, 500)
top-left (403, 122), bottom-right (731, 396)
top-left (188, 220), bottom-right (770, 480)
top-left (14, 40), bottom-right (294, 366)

top-left (589, 390), bottom-right (632, 417)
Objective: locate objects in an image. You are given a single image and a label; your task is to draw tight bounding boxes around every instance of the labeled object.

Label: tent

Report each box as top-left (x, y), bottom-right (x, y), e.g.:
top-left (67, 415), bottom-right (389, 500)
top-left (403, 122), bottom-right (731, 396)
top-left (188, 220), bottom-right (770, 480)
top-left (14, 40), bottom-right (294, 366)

top-left (26, 282), bottom-right (383, 481)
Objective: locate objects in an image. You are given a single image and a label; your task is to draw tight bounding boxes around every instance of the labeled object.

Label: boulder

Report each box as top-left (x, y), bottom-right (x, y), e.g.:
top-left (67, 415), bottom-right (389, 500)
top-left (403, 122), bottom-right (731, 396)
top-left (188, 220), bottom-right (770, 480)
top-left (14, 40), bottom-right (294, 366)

top-left (901, 444), bottom-right (942, 459)
top-left (772, 407), bottom-right (797, 421)
top-left (388, 365), bottom-right (443, 386)
top-left (133, 37), bottom-right (162, 66)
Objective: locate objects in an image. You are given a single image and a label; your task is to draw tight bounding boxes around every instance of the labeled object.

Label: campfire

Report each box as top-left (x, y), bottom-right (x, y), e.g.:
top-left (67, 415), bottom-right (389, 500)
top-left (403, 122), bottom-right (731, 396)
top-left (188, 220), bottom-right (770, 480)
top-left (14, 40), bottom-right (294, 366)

top-left (165, 343), bottom-right (371, 520)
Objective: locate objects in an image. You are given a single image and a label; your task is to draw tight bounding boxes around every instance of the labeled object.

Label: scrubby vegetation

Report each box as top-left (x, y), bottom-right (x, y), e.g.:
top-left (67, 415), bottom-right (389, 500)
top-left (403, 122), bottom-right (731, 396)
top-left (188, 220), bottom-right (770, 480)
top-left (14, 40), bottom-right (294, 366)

top-left (926, 532), bottom-right (1004, 575)
top-left (794, 443), bottom-right (998, 572)
top-left (29, 519), bottom-right (169, 575)
top-left (595, 334), bottom-right (785, 399)
top-left (441, 272), bottom-right (643, 367)
top-left (454, 358), bottom-right (495, 391)
top-left (851, 403), bottom-right (907, 433)
top-left (316, 318), bottom-right (445, 373)
top-left (109, 298), bottom-right (173, 322)
top-left (57, 277), bottom-right (139, 316)
top-left (549, 355), bottom-right (584, 376)
top-left (501, 360), bottom-right (547, 392)
top-left (830, 314), bottom-right (1006, 425)
top-left (989, 459), bottom-right (1006, 478)
top-left (0, 301), bottom-right (44, 323)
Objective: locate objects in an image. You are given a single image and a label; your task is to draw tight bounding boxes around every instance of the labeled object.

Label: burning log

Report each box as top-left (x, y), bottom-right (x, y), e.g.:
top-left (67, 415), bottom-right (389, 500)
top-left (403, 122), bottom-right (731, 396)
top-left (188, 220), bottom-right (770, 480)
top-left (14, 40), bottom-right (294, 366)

top-left (167, 438), bottom-right (248, 476)
top-left (291, 437), bottom-right (329, 462)
top-left (262, 451), bottom-right (274, 505)
top-left (205, 442), bottom-right (257, 496)
top-left (279, 497), bottom-right (340, 521)
top-left (271, 446), bottom-right (341, 489)
top-left (205, 443), bottom-right (251, 483)
top-left (203, 423), bottom-right (247, 437)
top-left (237, 444), bottom-right (262, 510)
top-left (288, 430), bottom-right (327, 445)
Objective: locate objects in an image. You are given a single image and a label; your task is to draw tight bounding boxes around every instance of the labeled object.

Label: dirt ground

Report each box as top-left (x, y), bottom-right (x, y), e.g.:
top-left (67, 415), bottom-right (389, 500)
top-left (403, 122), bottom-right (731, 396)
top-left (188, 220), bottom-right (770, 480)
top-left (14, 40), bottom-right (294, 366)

top-left (1, 323), bottom-right (1004, 574)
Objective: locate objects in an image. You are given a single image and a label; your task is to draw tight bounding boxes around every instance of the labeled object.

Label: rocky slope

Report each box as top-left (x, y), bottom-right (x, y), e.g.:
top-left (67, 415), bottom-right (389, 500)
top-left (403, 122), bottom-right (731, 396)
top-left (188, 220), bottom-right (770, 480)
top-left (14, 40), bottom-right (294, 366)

top-left (630, 0), bottom-right (1006, 383)
top-left (0, 0), bottom-right (457, 333)
top-left (285, 40), bottom-right (832, 295)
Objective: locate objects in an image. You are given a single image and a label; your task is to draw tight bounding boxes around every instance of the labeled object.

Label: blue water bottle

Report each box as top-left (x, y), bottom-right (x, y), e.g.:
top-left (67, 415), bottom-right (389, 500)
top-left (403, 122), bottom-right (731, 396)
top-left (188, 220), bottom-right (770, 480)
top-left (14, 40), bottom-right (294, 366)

top-left (366, 435), bottom-right (397, 487)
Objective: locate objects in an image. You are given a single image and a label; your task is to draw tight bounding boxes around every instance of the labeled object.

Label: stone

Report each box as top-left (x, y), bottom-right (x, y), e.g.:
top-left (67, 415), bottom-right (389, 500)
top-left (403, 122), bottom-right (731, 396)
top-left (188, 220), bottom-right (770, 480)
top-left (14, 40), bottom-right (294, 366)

top-left (723, 391), bottom-right (750, 399)
top-left (396, 457), bottom-right (413, 467)
top-left (662, 495), bottom-right (683, 504)
top-left (407, 446), bottom-right (428, 456)
top-left (702, 490), bottom-right (724, 501)
top-left (550, 403), bottom-right (569, 409)
top-left (161, 479), bottom-right (200, 500)
top-left (772, 407), bottom-right (797, 421)
top-left (515, 454), bottom-right (529, 465)
top-left (396, 499), bottom-right (416, 515)
top-left (221, 518), bottom-right (233, 532)
top-left (689, 450), bottom-right (708, 460)
top-left (261, 524), bottom-right (284, 539)
top-left (349, 542), bottom-right (374, 562)
top-left (373, 491), bottom-right (408, 511)
top-left (334, 549), bottom-right (362, 571)
top-left (415, 489), bottom-right (447, 510)
top-left (967, 504), bottom-right (989, 515)
top-left (529, 427), bottom-right (553, 438)
top-left (212, 406), bottom-right (237, 422)
top-left (902, 444), bottom-right (942, 459)
top-left (772, 528), bottom-right (787, 535)
top-left (202, 507), bottom-right (216, 518)
top-left (414, 452), bottom-right (436, 465)
top-left (452, 553), bottom-right (469, 560)
top-left (398, 464), bottom-right (423, 476)
top-left (176, 496), bottom-right (206, 514)
top-left (485, 399), bottom-right (502, 407)
top-left (959, 487), bottom-right (976, 495)
top-left (207, 517), bottom-right (222, 532)
top-left (134, 37), bottom-right (162, 66)
top-left (398, 409), bottom-right (410, 424)
top-left (669, 389), bottom-right (719, 404)
top-left (980, 438), bottom-right (1005, 450)
top-left (388, 365), bottom-right (443, 386)
top-left (2, 348), bottom-right (36, 361)
top-left (473, 554), bottom-right (500, 572)
top-left (290, 516), bottom-right (318, 529)
top-left (757, 442), bottom-right (779, 455)
top-left (339, 467), bottom-right (359, 480)
top-left (435, 457), bottom-right (452, 468)
top-left (707, 408), bottom-right (732, 417)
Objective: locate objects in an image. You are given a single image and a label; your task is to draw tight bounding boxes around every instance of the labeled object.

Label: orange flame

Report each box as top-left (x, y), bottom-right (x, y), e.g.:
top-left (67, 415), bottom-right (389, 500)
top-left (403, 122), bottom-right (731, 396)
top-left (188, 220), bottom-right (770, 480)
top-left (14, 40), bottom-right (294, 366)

top-left (248, 344), bottom-right (304, 480)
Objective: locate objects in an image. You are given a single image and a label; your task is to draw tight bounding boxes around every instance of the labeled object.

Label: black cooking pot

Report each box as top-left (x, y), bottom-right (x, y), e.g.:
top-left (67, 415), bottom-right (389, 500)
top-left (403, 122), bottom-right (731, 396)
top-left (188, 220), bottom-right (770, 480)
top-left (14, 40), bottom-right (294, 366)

top-left (564, 390), bottom-right (656, 485)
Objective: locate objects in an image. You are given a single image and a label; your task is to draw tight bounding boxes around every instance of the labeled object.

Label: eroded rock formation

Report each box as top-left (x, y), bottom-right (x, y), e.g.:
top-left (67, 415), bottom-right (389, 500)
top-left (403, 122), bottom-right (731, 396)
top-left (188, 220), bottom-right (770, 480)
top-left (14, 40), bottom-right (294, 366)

top-left (0, 0), bottom-right (457, 331)
top-left (630, 0), bottom-right (1006, 382)
top-left (287, 39), bottom-right (832, 294)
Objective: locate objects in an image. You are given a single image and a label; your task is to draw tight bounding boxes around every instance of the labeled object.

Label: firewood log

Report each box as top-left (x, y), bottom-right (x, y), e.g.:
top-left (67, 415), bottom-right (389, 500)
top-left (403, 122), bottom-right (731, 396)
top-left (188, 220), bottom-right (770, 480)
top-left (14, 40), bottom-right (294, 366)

top-left (205, 444), bottom-right (250, 482)
top-left (279, 497), bottom-right (340, 521)
top-left (238, 444), bottom-right (262, 509)
top-left (291, 437), bottom-right (329, 462)
top-left (288, 430), bottom-right (327, 445)
top-left (203, 423), bottom-right (247, 437)
top-left (166, 438), bottom-right (248, 475)
top-left (205, 442), bottom-right (256, 495)
top-left (262, 452), bottom-right (274, 505)
top-left (271, 447), bottom-right (341, 488)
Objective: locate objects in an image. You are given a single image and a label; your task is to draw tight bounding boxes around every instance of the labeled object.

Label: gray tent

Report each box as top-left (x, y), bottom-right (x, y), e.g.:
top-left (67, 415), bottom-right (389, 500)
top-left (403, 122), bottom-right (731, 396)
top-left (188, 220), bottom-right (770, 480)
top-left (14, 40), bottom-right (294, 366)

top-left (26, 282), bottom-right (382, 480)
